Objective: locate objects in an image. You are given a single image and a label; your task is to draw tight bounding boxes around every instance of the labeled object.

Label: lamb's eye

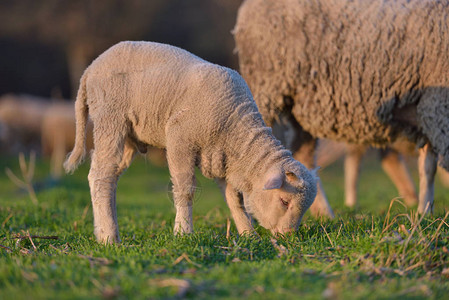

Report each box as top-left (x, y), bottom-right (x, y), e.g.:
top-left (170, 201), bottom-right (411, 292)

top-left (280, 198), bottom-right (289, 208)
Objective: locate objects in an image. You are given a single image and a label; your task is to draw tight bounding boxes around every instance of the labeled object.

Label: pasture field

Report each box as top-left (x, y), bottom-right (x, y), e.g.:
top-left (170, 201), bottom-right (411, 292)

top-left (0, 154), bottom-right (448, 299)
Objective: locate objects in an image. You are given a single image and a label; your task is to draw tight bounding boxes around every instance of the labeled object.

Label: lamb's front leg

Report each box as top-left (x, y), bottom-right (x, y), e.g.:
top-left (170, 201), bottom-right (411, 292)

top-left (216, 179), bottom-right (254, 235)
top-left (166, 142), bottom-right (196, 235)
top-left (418, 144), bottom-right (437, 214)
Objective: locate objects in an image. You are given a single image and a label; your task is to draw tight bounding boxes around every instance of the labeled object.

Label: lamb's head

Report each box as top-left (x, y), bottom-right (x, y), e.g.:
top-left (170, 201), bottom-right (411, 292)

top-left (245, 162), bottom-right (317, 234)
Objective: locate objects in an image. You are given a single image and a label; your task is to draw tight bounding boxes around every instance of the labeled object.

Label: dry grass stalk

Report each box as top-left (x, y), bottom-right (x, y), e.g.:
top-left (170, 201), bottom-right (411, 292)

top-left (382, 198), bottom-right (407, 234)
top-left (5, 152), bottom-right (38, 205)
top-left (335, 223), bottom-right (343, 240)
top-left (1, 213), bottom-right (13, 228)
top-left (27, 231), bottom-right (37, 251)
top-left (425, 211), bottom-right (449, 250)
top-left (270, 238), bottom-right (289, 257)
top-left (320, 223), bottom-right (335, 248)
top-left (0, 244), bottom-right (12, 252)
top-left (172, 253), bottom-right (201, 267)
top-left (401, 202), bottom-right (429, 256)
top-left (13, 234), bottom-right (59, 240)
top-left (226, 218), bottom-right (231, 240)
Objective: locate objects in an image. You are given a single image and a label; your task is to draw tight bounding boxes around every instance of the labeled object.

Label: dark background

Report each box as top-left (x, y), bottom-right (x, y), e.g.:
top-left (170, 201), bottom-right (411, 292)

top-left (0, 0), bottom-right (242, 99)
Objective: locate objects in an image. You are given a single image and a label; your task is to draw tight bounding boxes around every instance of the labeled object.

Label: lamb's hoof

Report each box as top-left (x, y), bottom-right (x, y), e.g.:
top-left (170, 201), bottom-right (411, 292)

top-left (173, 224), bottom-right (194, 236)
top-left (95, 230), bottom-right (120, 244)
top-left (239, 229), bottom-right (260, 239)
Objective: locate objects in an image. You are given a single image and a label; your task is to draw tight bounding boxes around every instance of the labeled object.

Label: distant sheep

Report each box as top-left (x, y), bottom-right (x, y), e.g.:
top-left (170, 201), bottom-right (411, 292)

top-left (0, 94), bottom-right (51, 153)
top-left (0, 94), bottom-right (93, 179)
top-left (64, 41), bottom-right (317, 244)
top-left (234, 0), bottom-right (449, 214)
top-left (41, 103), bottom-right (94, 178)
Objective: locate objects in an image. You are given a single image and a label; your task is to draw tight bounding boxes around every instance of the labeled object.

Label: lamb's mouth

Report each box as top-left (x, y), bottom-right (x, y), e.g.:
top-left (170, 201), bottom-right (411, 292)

top-left (270, 226), bottom-right (293, 236)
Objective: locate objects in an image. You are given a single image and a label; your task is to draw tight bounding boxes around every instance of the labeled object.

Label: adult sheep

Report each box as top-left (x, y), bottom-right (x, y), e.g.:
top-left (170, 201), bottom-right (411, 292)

top-left (234, 0), bottom-right (449, 214)
top-left (64, 41), bottom-right (318, 244)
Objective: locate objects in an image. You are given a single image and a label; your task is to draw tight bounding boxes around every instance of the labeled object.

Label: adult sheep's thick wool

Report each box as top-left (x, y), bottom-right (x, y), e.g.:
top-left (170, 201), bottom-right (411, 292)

top-left (234, 0), bottom-right (449, 214)
top-left (64, 41), bottom-right (318, 244)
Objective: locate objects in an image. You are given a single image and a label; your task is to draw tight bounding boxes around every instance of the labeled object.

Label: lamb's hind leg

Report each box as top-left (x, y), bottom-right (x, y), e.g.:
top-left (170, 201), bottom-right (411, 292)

top-left (418, 144), bottom-right (437, 214)
top-left (88, 120), bottom-right (128, 244)
top-left (165, 133), bottom-right (196, 235)
top-left (116, 138), bottom-right (137, 177)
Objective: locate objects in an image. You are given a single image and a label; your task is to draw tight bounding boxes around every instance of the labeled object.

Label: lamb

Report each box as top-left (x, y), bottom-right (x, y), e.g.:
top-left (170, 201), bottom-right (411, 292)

top-left (234, 0), bottom-right (449, 214)
top-left (64, 41), bottom-right (317, 244)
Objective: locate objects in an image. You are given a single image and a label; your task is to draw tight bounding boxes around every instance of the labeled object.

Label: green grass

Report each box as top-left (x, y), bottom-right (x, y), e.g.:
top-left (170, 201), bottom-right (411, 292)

top-left (0, 154), bottom-right (448, 299)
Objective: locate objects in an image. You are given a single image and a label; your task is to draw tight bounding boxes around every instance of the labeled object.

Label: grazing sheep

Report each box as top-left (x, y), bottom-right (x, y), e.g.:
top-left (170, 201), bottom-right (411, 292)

top-left (234, 0), bottom-right (449, 214)
top-left (64, 41), bottom-right (317, 244)
top-left (0, 94), bottom-right (51, 153)
top-left (41, 103), bottom-right (94, 178)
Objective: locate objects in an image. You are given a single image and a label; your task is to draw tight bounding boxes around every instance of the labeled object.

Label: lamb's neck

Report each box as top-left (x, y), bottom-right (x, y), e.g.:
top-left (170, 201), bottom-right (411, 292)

top-left (226, 124), bottom-right (291, 194)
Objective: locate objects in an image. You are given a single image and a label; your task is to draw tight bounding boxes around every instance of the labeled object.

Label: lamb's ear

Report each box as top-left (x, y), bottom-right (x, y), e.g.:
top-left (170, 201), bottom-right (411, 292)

top-left (263, 172), bottom-right (284, 190)
top-left (286, 172), bottom-right (298, 182)
top-left (285, 171), bottom-right (305, 189)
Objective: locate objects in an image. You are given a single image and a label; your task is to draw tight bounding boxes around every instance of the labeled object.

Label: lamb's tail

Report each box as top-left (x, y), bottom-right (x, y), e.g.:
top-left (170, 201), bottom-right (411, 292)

top-left (64, 73), bottom-right (89, 174)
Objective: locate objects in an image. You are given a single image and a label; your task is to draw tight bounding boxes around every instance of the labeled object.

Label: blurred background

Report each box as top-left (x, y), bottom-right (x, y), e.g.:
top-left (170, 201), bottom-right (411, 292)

top-left (0, 0), bottom-right (242, 177)
top-left (0, 0), bottom-right (242, 98)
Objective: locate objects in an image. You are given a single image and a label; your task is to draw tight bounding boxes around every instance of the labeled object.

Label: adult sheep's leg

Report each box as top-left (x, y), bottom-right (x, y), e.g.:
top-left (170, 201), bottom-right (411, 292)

top-left (216, 179), bottom-right (254, 235)
top-left (344, 145), bottom-right (367, 208)
top-left (88, 120), bottom-right (128, 244)
top-left (437, 167), bottom-right (449, 187)
top-left (293, 137), bottom-right (334, 218)
top-left (418, 144), bottom-right (437, 214)
top-left (165, 135), bottom-right (196, 235)
top-left (380, 148), bottom-right (418, 206)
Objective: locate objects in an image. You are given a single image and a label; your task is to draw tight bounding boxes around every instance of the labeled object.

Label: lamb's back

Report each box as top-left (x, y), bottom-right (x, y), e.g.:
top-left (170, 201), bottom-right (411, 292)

top-left (84, 41), bottom-right (260, 151)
